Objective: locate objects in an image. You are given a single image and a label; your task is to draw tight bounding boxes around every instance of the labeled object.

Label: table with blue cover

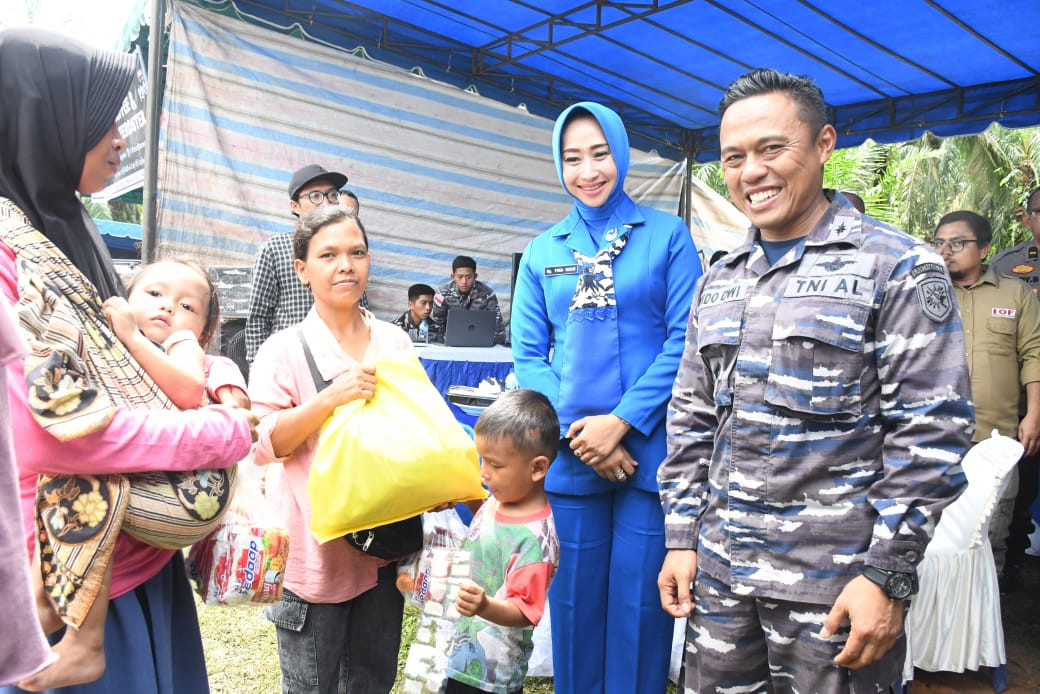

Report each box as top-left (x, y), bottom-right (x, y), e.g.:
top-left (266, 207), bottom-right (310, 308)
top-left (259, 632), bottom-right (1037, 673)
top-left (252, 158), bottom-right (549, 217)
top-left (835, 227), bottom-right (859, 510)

top-left (416, 343), bottom-right (513, 426)
top-left (416, 343), bottom-right (514, 396)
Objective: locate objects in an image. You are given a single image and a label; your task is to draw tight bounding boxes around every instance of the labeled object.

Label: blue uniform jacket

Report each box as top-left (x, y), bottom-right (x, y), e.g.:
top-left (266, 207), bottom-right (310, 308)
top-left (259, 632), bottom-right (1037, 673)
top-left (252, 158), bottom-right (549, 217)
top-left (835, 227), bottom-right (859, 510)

top-left (511, 196), bottom-right (701, 495)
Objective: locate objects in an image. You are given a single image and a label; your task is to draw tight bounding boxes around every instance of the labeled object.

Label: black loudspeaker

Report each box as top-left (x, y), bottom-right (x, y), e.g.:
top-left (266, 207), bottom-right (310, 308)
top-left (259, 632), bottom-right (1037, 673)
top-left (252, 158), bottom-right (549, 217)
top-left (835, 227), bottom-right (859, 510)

top-left (510, 251), bottom-right (524, 297)
top-left (219, 318), bottom-right (249, 381)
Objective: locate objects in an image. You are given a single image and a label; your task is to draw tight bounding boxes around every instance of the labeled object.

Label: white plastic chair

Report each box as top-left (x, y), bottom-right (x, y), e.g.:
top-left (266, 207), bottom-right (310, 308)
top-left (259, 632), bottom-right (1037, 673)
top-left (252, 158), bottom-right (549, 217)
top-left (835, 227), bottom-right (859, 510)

top-left (904, 431), bottom-right (1023, 693)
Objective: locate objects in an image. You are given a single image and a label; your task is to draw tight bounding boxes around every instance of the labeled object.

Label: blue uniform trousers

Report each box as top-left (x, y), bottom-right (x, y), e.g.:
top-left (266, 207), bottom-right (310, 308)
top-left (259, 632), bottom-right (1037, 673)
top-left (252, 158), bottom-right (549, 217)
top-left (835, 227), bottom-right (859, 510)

top-left (547, 487), bottom-right (672, 693)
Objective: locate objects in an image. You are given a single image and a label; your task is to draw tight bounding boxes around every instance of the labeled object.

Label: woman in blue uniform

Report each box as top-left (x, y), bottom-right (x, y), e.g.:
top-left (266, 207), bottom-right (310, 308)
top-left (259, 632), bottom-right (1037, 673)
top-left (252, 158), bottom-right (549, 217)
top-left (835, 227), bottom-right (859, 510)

top-left (510, 102), bottom-right (701, 693)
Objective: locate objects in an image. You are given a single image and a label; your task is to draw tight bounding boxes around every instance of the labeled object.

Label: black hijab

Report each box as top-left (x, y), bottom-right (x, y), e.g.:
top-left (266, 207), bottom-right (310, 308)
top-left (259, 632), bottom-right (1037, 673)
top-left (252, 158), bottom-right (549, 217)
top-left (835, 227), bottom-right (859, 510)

top-left (0, 27), bottom-right (135, 299)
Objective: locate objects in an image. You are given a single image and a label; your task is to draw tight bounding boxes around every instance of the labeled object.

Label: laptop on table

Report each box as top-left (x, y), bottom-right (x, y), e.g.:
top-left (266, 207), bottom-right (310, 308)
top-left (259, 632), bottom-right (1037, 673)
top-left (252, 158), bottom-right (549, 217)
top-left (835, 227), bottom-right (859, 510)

top-left (444, 309), bottom-right (496, 347)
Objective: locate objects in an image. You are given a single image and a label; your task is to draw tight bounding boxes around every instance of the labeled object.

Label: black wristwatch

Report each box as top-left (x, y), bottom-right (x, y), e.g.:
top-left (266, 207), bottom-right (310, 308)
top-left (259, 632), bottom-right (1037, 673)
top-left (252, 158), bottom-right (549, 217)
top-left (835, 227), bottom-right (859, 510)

top-left (861, 565), bottom-right (917, 600)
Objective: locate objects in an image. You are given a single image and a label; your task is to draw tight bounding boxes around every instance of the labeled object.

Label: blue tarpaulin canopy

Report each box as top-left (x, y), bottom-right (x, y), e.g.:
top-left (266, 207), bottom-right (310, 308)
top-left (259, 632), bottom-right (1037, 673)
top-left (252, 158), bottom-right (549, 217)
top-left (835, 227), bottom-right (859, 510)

top-left (136, 0), bottom-right (1039, 313)
top-left (95, 218), bottom-right (142, 259)
top-left (184, 0), bottom-right (1040, 162)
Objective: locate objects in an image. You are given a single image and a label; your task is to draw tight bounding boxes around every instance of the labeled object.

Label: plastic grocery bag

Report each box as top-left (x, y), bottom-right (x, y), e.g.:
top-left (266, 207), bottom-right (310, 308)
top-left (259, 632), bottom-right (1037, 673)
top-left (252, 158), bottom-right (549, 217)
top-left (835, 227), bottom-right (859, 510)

top-left (400, 545), bottom-right (473, 694)
top-left (308, 353), bottom-right (486, 544)
top-left (187, 461), bottom-right (289, 606)
top-left (397, 508), bottom-right (472, 608)
top-left (400, 612), bottom-right (455, 694)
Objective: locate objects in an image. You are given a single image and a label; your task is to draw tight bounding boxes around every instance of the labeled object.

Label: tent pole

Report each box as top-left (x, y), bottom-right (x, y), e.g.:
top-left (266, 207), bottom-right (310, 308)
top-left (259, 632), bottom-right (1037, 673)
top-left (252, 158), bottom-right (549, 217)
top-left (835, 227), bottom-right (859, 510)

top-left (681, 128), bottom-right (694, 231)
top-left (141, 0), bottom-right (165, 263)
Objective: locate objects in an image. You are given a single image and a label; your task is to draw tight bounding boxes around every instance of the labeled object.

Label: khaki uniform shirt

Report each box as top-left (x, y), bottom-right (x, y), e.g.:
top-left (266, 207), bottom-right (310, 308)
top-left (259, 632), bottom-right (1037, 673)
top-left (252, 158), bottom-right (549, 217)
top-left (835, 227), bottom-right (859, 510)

top-left (991, 240), bottom-right (1040, 298)
top-left (954, 266), bottom-right (1040, 441)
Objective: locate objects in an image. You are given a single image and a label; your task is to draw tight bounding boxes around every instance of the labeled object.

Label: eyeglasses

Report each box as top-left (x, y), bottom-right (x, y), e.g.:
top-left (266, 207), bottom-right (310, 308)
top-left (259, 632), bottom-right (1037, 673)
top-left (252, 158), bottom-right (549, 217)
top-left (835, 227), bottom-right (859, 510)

top-left (930, 238), bottom-right (979, 252)
top-left (1028, 209), bottom-right (1040, 217)
top-left (299, 189), bottom-right (343, 205)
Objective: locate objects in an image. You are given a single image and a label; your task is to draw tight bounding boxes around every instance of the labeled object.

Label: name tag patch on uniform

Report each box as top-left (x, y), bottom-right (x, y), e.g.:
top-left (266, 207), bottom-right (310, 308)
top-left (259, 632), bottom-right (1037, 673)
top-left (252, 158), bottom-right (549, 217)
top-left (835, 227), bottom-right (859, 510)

top-left (699, 281), bottom-right (749, 309)
top-left (545, 264), bottom-right (579, 276)
top-left (992, 307), bottom-right (1017, 318)
top-left (784, 275), bottom-right (875, 302)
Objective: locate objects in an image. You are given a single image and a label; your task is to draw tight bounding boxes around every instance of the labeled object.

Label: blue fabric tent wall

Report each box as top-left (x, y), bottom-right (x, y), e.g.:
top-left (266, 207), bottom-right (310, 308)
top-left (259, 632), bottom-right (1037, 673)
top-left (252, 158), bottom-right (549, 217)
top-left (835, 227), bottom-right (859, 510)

top-left (157, 3), bottom-right (749, 320)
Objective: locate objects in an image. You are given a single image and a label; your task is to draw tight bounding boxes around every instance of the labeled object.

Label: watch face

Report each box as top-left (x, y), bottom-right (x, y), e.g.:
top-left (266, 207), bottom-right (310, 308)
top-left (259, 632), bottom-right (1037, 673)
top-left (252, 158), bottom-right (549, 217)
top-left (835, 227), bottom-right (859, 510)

top-left (888, 574), bottom-right (913, 600)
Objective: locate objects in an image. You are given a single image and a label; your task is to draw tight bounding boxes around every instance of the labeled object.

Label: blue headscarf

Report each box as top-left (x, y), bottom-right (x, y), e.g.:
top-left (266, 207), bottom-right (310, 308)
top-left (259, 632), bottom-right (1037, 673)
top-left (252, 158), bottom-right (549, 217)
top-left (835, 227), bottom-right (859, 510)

top-left (551, 102), bottom-right (630, 225)
top-left (550, 102), bottom-right (635, 457)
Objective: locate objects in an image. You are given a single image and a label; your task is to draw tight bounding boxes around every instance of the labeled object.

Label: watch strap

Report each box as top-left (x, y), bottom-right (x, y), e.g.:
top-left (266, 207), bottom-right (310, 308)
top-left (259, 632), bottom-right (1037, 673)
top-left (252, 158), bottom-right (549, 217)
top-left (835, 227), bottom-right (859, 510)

top-left (861, 564), bottom-right (917, 599)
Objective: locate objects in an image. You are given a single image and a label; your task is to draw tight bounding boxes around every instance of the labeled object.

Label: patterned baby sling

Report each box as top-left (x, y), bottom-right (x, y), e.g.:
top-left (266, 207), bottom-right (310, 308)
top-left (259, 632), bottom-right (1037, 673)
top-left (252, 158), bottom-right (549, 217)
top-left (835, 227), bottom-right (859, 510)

top-left (0, 198), bottom-right (236, 628)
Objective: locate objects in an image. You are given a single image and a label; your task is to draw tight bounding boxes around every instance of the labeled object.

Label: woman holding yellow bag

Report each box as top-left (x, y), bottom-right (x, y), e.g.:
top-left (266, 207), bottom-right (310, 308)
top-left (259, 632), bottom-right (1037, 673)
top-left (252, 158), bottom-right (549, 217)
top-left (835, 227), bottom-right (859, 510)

top-left (249, 205), bottom-right (413, 694)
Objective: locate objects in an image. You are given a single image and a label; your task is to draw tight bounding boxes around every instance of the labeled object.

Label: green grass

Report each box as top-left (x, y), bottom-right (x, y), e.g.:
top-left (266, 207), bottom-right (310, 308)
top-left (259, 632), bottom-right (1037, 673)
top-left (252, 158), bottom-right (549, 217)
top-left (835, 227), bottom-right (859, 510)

top-left (195, 597), bottom-right (279, 693)
top-left (196, 599), bottom-right (558, 692)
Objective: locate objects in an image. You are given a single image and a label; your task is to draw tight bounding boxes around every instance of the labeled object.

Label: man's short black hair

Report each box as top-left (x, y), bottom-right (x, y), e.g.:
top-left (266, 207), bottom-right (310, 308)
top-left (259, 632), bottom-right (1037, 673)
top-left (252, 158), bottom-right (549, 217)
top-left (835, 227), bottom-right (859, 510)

top-left (936, 210), bottom-right (992, 246)
top-left (719, 68), bottom-right (829, 138)
top-left (452, 255), bottom-right (477, 273)
top-left (1027, 187), bottom-right (1040, 211)
top-left (408, 283), bottom-right (435, 301)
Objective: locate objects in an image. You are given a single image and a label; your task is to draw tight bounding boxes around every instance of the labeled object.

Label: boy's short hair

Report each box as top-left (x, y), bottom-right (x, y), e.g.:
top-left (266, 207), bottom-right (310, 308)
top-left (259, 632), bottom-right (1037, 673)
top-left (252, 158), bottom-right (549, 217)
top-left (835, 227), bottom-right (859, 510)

top-left (408, 283), bottom-right (435, 301)
top-left (475, 389), bottom-right (559, 461)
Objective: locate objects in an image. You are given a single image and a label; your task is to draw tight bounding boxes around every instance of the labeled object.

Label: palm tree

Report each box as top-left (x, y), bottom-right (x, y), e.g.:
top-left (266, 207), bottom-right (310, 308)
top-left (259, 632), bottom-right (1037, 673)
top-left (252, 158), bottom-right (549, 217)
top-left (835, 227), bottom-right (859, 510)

top-left (881, 125), bottom-right (1039, 249)
top-left (693, 124), bottom-right (1040, 252)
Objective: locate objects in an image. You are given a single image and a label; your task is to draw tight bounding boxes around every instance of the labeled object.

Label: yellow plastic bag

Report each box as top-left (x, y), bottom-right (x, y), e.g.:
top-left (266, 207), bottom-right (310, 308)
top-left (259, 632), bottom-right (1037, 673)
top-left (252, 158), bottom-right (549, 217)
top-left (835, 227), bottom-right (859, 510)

top-left (308, 352), bottom-right (486, 544)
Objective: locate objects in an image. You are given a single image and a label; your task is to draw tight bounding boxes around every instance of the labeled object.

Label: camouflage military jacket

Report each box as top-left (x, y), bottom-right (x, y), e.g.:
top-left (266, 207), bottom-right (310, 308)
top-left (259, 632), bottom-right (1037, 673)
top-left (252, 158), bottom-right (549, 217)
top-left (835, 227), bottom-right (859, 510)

top-left (429, 279), bottom-right (505, 343)
top-left (659, 197), bottom-right (973, 604)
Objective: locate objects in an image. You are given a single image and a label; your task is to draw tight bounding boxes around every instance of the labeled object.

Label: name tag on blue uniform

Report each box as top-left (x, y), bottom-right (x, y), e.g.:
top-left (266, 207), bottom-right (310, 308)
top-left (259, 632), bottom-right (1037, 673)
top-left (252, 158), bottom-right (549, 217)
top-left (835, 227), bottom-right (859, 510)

top-left (545, 264), bottom-right (578, 276)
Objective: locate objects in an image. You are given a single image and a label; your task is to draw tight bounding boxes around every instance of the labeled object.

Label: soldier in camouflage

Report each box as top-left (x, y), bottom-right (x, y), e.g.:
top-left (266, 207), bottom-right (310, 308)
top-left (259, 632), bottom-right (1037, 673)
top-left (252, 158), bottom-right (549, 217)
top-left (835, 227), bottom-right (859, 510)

top-left (657, 69), bottom-right (973, 692)
top-left (429, 255), bottom-right (506, 344)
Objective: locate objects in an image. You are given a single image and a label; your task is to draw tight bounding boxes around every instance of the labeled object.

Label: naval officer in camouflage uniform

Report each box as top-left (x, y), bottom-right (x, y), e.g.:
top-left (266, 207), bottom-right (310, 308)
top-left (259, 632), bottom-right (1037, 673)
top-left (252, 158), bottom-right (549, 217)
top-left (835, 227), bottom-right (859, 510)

top-left (657, 69), bottom-right (973, 692)
top-left (430, 255), bottom-right (506, 343)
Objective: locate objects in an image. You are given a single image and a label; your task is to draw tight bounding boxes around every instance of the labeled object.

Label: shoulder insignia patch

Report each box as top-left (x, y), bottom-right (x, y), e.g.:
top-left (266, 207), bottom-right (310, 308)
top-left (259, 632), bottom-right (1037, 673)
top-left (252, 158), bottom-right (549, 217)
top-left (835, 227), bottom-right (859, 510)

top-left (1012, 263), bottom-right (1035, 274)
top-left (916, 276), bottom-right (953, 322)
top-left (910, 262), bottom-right (945, 278)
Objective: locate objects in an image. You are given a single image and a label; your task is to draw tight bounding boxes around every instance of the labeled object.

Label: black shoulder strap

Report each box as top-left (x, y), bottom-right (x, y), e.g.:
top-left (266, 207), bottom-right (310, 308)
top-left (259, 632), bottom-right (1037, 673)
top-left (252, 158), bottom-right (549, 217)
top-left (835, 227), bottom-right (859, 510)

top-left (296, 327), bottom-right (332, 393)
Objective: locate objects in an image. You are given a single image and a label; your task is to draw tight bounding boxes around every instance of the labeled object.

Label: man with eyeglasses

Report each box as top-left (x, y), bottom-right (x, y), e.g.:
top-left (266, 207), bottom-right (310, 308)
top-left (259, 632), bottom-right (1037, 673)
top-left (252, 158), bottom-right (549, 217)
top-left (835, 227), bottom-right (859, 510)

top-left (985, 186), bottom-right (1040, 592)
top-left (934, 209), bottom-right (1040, 590)
top-left (245, 164), bottom-right (357, 364)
